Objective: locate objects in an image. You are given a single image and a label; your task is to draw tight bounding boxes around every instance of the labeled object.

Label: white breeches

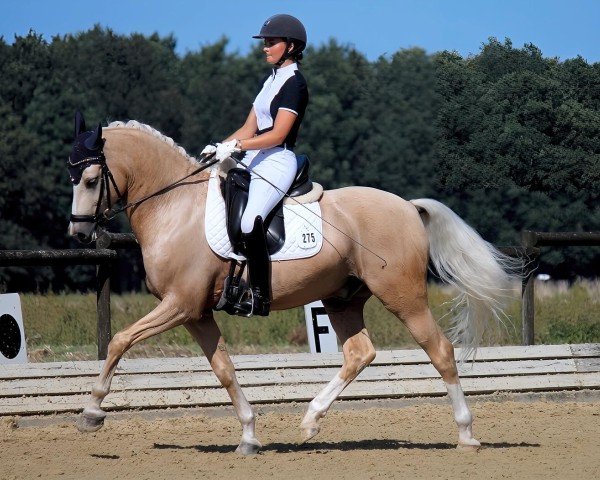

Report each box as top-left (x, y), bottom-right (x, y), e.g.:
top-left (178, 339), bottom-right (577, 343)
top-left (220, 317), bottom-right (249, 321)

top-left (240, 147), bottom-right (297, 234)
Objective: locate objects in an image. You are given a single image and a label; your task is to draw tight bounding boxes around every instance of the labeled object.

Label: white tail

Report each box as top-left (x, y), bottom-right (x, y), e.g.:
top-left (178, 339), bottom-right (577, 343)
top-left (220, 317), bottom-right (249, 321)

top-left (410, 198), bottom-right (521, 360)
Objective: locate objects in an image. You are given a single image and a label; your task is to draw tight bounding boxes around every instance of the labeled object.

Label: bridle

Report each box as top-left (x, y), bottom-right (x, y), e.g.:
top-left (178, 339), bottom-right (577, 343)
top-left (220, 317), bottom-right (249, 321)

top-left (68, 150), bottom-right (123, 225)
top-left (68, 146), bottom-right (218, 227)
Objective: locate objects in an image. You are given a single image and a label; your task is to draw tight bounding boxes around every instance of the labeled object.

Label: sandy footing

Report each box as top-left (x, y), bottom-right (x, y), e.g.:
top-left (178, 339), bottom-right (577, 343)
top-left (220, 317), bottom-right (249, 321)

top-left (2, 394), bottom-right (599, 479)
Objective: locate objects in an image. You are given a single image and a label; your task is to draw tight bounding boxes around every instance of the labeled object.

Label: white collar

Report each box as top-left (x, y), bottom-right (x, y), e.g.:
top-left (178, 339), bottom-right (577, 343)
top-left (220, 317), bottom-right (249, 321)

top-left (272, 62), bottom-right (298, 77)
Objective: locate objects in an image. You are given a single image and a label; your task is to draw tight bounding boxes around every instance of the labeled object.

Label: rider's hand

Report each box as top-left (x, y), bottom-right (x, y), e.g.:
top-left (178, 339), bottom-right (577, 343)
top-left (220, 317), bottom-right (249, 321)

top-left (215, 139), bottom-right (240, 162)
top-left (200, 144), bottom-right (217, 160)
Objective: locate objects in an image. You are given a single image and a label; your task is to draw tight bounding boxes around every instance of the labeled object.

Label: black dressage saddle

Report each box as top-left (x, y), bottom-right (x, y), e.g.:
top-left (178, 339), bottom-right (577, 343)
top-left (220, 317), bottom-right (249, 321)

top-left (220, 154), bottom-right (314, 256)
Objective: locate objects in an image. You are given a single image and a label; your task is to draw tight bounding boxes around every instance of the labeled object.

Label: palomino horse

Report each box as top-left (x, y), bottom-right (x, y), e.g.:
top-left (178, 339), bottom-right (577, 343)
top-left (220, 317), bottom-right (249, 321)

top-left (68, 115), bottom-right (517, 454)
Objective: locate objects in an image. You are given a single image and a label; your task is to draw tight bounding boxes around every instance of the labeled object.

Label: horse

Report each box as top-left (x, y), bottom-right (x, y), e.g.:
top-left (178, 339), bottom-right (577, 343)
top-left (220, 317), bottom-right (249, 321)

top-left (68, 114), bottom-right (518, 455)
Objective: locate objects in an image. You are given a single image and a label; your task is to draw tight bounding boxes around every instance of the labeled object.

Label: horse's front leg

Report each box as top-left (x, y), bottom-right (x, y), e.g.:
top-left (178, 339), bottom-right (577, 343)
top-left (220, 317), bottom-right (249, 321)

top-left (300, 297), bottom-right (376, 442)
top-left (77, 297), bottom-right (190, 432)
top-left (184, 311), bottom-right (262, 455)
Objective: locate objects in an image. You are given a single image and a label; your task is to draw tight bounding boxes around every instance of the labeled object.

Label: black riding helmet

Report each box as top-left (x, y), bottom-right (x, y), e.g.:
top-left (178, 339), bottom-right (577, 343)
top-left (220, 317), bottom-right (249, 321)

top-left (253, 14), bottom-right (307, 66)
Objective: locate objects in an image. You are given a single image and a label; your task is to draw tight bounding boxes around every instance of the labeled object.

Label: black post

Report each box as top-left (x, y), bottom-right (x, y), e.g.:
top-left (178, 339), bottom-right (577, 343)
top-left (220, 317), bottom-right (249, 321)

top-left (521, 265), bottom-right (535, 346)
top-left (96, 262), bottom-right (111, 360)
top-left (96, 230), bottom-right (113, 360)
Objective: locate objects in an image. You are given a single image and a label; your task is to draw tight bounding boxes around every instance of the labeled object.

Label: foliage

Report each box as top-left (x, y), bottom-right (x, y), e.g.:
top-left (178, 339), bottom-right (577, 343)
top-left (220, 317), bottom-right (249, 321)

top-left (536, 281), bottom-right (600, 343)
top-left (0, 29), bottom-right (598, 292)
top-left (21, 291), bottom-right (306, 349)
top-left (542, 320), bottom-right (600, 344)
top-left (433, 39), bottom-right (599, 274)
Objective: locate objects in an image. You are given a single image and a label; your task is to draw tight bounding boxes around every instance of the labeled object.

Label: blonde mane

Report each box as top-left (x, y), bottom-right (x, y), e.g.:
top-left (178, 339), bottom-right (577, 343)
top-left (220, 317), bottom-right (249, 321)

top-left (106, 120), bottom-right (199, 165)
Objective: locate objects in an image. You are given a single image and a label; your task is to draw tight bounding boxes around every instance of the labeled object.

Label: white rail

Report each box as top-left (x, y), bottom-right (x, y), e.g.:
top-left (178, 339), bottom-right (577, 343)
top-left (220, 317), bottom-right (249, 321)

top-left (1, 344), bottom-right (598, 416)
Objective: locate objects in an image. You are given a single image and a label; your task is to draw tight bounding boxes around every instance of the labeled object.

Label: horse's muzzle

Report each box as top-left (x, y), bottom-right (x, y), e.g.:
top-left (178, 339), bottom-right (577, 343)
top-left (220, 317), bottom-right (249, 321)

top-left (69, 221), bottom-right (96, 244)
top-left (75, 231), bottom-right (94, 244)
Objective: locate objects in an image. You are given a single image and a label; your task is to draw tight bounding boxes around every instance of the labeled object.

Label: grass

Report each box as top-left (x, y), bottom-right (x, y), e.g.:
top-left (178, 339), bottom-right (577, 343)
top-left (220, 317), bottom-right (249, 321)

top-left (18, 280), bottom-right (600, 362)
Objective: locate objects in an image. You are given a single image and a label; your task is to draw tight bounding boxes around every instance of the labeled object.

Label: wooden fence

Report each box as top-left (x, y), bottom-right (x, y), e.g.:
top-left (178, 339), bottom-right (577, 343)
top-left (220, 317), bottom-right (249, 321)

top-left (0, 230), bottom-right (598, 360)
top-left (0, 248), bottom-right (117, 359)
top-left (520, 231), bottom-right (600, 344)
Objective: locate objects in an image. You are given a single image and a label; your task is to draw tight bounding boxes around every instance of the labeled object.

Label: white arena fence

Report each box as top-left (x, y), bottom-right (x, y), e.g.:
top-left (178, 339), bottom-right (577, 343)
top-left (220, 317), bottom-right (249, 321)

top-left (1, 344), bottom-right (598, 416)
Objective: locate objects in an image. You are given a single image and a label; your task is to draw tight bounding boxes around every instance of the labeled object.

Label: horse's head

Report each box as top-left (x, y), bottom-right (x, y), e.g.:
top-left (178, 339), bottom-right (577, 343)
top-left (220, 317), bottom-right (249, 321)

top-left (67, 111), bottom-right (110, 243)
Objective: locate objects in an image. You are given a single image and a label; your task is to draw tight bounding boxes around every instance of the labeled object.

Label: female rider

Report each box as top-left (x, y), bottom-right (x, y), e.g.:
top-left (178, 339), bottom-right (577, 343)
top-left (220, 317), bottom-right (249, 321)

top-left (202, 14), bottom-right (309, 316)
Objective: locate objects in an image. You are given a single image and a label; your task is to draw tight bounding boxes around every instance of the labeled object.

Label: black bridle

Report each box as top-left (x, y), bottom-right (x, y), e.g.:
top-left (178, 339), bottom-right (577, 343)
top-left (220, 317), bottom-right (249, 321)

top-left (68, 151), bottom-right (123, 225)
top-left (68, 149), bottom-right (218, 226)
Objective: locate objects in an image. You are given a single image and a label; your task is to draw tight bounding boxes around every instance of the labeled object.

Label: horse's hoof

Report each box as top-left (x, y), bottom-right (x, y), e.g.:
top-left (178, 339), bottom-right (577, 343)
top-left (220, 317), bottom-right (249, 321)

top-left (235, 439), bottom-right (262, 455)
top-left (457, 439), bottom-right (481, 452)
top-left (77, 409), bottom-right (106, 433)
top-left (300, 425), bottom-right (320, 443)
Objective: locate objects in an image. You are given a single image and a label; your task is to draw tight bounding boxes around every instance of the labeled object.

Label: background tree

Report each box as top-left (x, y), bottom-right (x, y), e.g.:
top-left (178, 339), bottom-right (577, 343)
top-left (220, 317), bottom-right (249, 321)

top-left (352, 47), bottom-right (437, 199)
top-left (434, 39), bottom-right (599, 275)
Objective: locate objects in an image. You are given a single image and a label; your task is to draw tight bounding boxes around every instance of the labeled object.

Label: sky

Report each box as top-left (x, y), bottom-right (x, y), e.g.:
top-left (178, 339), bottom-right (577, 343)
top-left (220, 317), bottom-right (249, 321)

top-left (1, 0), bottom-right (599, 62)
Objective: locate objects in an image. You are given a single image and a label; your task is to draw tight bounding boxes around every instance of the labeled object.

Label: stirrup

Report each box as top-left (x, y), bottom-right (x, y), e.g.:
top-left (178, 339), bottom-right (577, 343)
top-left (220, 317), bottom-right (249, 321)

top-left (235, 287), bottom-right (271, 317)
top-left (215, 260), bottom-right (247, 313)
top-left (237, 288), bottom-right (256, 318)
top-left (215, 275), bottom-right (245, 312)
top-left (216, 286), bottom-right (270, 317)
top-left (215, 274), bottom-right (270, 317)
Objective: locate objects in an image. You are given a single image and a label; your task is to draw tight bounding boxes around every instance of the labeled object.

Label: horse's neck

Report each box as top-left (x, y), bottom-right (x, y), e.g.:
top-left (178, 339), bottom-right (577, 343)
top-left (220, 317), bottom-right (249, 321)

top-left (105, 129), bottom-right (208, 245)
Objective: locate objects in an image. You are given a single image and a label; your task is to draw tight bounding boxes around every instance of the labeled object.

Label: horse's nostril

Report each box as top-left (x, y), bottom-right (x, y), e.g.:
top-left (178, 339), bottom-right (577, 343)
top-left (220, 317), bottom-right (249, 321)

top-left (76, 232), bottom-right (89, 242)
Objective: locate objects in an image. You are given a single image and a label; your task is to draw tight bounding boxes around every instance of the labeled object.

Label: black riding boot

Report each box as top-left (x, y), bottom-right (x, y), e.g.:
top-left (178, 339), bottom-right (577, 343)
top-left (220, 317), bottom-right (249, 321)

top-left (238, 216), bottom-right (271, 316)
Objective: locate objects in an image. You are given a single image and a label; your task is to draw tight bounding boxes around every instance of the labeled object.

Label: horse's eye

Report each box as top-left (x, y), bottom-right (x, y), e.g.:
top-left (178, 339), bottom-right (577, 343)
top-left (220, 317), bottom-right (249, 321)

top-left (85, 177), bottom-right (98, 187)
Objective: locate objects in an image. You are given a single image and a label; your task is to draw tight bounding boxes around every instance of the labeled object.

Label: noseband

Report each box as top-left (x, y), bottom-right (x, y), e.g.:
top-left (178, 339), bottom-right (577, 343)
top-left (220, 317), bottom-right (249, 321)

top-left (67, 150), bottom-right (123, 226)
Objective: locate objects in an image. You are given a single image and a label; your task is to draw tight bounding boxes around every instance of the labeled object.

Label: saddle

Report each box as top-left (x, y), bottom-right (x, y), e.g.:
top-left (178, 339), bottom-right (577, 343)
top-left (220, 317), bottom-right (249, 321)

top-left (214, 154), bottom-right (317, 316)
top-left (220, 154), bottom-right (314, 256)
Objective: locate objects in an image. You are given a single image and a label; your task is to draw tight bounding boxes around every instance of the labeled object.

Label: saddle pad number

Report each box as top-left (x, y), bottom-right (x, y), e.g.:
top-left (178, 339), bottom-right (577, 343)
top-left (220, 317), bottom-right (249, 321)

top-left (299, 225), bottom-right (319, 249)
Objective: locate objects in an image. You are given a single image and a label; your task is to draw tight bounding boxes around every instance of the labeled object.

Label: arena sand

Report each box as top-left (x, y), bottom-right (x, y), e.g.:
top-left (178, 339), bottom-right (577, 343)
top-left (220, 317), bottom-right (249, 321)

top-left (1, 398), bottom-right (598, 479)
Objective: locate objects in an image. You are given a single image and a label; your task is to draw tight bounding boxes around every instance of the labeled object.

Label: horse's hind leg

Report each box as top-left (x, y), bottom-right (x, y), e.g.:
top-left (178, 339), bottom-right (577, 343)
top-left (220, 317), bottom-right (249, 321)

top-left (184, 311), bottom-right (261, 455)
top-left (77, 297), bottom-right (190, 432)
top-left (404, 307), bottom-right (480, 449)
top-left (300, 295), bottom-right (376, 442)
top-left (377, 279), bottom-right (480, 449)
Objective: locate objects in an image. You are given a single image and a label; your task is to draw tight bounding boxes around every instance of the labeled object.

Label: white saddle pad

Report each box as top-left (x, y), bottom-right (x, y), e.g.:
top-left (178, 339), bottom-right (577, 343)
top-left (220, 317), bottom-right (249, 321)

top-left (204, 169), bottom-right (323, 261)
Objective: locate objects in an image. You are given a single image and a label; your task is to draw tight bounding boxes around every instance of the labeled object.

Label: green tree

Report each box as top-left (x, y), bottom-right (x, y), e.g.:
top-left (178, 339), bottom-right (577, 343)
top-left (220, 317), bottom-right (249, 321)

top-left (180, 38), bottom-right (264, 153)
top-left (300, 40), bottom-right (372, 187)
top-left (352, 47), bottom-right (437, 199)
top-left (434, 38), bottom-right (599, 274)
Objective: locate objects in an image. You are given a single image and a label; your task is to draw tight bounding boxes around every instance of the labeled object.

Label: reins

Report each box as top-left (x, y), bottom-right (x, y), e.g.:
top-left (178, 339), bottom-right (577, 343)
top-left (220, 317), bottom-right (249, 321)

top-left (101, 153), bottom-right (218, 221)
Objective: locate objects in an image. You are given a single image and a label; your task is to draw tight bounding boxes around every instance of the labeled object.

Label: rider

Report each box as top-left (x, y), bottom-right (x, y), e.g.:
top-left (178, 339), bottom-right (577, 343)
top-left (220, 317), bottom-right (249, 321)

top-left (202, 14), bottom-right (309, 316)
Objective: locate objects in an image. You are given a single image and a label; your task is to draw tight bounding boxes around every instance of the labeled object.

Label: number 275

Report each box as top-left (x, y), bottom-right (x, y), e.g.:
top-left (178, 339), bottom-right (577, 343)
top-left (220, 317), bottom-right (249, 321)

top-left (302, 233), bottom-right (316, 243)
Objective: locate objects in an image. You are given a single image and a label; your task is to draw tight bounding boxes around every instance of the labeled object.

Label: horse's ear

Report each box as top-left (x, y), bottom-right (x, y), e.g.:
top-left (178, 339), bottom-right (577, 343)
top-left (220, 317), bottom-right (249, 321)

top-left (74, 111), bottom-right (86, 138)
top-left (84, 123), bottom-right (103, 150)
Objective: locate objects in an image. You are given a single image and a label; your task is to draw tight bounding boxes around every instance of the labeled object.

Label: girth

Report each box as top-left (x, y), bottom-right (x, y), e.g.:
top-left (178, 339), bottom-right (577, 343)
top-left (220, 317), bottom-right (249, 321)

top-left (220, 154), bottom-right (313, 256)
